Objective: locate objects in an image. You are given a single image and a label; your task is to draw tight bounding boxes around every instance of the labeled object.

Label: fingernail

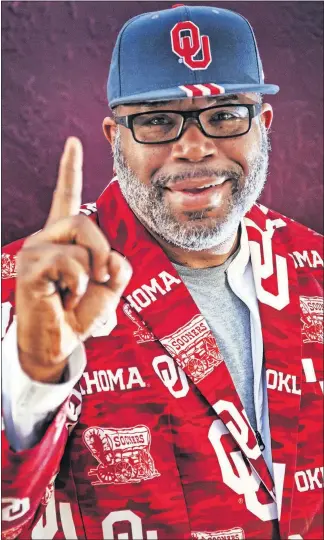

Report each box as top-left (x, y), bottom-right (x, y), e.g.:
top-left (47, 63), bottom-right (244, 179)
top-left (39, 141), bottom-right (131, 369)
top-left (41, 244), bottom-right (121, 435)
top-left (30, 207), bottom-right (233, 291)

top-left (78, 274), bottom-right (89, 295)
top-left (100, 273), bottom-right (110, 283)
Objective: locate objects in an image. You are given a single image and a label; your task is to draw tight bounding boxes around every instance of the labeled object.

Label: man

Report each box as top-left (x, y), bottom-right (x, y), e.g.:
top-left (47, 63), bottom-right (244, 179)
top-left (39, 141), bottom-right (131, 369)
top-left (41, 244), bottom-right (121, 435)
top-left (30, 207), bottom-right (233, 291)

top-left (1, 4), bottom-right (323, 540)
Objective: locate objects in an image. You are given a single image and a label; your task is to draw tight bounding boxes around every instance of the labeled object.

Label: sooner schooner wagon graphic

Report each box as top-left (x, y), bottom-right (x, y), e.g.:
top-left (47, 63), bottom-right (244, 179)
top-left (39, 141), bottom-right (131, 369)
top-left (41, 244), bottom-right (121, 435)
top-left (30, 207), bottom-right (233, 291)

top-left (83, 425), bottom-right (160, 485)
top-left (160, 315), bottom-right (223, 384)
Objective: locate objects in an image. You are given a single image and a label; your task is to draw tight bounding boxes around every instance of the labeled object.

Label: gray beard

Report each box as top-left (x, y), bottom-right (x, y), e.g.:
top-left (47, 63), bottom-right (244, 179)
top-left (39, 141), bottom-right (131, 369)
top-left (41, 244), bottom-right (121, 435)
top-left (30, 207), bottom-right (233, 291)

top-left (113, 126), bottom-right (271, 251)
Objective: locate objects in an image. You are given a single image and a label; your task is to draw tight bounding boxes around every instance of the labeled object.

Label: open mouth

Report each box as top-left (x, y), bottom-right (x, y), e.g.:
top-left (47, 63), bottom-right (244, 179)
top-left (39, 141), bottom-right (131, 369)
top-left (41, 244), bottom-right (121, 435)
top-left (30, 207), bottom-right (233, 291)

top-left (179, 181), bottom-right (231, 195)
top-left (166, 176), bottom-right (232, 193)
top-left (164, 178), bottom-right (233, 210)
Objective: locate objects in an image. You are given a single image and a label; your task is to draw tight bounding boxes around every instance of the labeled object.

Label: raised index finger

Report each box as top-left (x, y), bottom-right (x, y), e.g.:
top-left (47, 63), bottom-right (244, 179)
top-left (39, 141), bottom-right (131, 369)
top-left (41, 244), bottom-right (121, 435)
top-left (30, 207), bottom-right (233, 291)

top-left (46, 137), bottom-right (83, 227)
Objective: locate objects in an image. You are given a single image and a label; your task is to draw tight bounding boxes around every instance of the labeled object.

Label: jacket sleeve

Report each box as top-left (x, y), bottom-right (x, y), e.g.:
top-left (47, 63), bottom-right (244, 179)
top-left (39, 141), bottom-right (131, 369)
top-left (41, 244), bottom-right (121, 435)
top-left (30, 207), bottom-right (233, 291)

top-left (1, 239), bottom-right (83, 539)
top-left (2, 318), bottom-right (86, 451)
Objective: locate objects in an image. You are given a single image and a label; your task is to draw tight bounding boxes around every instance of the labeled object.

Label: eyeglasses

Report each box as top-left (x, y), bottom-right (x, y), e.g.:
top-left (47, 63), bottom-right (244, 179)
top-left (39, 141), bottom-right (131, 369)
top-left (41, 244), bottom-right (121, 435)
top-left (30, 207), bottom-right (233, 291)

top-left (114, 103), bottom-right (262, 144)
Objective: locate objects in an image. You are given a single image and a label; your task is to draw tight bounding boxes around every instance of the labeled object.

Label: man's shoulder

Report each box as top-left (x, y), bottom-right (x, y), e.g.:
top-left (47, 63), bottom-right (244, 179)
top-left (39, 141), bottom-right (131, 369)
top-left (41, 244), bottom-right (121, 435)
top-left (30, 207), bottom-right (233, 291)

top-left (246, 203), bottom-right (323, 277)
top-left (249, 203), bottom-right (323, 249)
top-left (268, 206), bottom-right (322, 237)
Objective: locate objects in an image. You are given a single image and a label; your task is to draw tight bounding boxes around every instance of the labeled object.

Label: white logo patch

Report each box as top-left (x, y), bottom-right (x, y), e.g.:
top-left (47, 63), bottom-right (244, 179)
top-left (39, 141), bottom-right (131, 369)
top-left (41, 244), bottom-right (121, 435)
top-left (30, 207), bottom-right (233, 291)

top-left (191, 528), bottom-right (245, 540)
top-left (153, 355), bottom-right (189, 399)
top-left (160, 315), bottom-right (223, 383)
top-left (1, 253), bottom-right (17, 279)
top-left (2, 498), bottom-right (30, 522)
top-left (123, 303), bottom-right (156, 343)
top-left (300, 296), bottom-right (323, 343)
top-left (83, 425), bottom-right (160, 485)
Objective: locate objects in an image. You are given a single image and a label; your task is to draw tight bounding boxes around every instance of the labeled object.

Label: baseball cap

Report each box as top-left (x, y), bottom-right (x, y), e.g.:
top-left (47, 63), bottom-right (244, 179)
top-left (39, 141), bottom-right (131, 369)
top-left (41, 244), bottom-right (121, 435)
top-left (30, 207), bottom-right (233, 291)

top-left (107, 4), bottom-right (279, 108)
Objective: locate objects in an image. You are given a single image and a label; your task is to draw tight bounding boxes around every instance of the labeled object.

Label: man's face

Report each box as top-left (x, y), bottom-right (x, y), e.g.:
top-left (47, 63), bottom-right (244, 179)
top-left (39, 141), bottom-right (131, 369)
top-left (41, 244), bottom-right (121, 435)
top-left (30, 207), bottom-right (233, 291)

top-left (107, 94), bottom-right (272, 251)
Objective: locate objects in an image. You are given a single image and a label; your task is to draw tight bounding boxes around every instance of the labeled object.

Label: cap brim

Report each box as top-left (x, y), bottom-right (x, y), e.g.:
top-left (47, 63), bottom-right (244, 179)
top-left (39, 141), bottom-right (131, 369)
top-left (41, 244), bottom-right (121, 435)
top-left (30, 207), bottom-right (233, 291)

top-left (109, 83), bottom-right (279, 107)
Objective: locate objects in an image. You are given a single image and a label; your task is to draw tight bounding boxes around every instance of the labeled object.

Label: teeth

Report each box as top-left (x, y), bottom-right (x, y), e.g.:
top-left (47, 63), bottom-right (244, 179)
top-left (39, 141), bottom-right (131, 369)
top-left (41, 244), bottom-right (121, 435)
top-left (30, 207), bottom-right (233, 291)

top-left (196, 179), bottom-right (227, 189)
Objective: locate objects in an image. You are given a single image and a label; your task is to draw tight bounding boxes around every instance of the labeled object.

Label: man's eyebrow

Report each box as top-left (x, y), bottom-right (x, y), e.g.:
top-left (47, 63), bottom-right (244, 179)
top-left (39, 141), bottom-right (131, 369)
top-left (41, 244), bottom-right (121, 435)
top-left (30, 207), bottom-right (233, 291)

top-left (130, 100), bottom-right (173, 109)
top-left (214, 94), bottom-right (240, 103)
top-left (129, 94), bottom-right (241, 110)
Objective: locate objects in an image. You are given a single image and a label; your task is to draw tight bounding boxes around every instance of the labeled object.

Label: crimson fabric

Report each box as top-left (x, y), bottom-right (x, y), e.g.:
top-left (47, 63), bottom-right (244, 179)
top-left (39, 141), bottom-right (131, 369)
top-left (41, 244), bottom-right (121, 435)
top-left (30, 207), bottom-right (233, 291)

top-left (1, 181), bottom-right (323, 540)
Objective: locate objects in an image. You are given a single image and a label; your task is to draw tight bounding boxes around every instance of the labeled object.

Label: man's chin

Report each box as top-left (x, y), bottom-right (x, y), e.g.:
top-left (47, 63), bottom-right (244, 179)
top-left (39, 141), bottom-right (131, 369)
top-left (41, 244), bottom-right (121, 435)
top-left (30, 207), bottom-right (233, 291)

top-left (147, 208), bottom-right (241, 251)
top-left (170, 202), bottom-right (232, 225)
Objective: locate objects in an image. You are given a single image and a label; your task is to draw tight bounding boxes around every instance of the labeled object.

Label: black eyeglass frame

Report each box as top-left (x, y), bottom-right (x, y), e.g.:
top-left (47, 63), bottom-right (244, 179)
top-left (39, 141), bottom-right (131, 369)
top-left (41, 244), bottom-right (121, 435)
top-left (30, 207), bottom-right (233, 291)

top-left (114, 103), bottom-right (262, 145)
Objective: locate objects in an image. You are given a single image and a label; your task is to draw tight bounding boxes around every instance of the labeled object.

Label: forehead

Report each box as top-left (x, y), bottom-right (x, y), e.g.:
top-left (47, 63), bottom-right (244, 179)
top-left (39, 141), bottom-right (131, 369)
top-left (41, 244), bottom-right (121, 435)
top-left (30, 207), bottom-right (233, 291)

top-left (116, 93), bottom-right (259, 115)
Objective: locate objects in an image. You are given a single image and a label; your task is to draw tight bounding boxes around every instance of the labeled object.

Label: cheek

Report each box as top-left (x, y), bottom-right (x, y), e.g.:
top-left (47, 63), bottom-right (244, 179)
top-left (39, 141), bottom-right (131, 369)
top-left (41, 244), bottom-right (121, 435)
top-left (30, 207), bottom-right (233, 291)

top-left (224, 130), bottom-right (261, 175)
top-left (121, 134), bottom-right (170, 186)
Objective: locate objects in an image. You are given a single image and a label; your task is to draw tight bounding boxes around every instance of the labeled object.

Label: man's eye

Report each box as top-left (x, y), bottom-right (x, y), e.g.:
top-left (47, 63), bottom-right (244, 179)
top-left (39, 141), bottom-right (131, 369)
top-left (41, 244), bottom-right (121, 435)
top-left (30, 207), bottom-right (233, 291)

top-left (143, 115), bottom-right (174, 126)
top-left (211, 112), bottom-right (237, 121)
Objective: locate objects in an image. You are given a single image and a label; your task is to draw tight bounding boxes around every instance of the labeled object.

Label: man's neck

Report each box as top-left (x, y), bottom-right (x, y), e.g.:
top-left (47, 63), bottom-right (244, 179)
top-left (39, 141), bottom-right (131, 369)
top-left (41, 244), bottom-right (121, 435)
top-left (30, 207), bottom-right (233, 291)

top-left (149, 229), bottom-right (240, 269)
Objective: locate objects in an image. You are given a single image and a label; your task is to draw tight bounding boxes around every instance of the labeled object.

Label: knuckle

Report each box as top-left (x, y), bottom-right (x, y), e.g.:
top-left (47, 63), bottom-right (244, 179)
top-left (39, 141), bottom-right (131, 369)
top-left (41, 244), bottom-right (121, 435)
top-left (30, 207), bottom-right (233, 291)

top-left (69, 214), bottom-right (92, 237)
top-left (50, 214), bottom-right (86, 234)
top-left (73, 246), bottom-right (91, 271)
top-left (16, 247), bottom-right (37, 274)
top-left (16, 259), bottom-right (36, 283)
top-left (94, 242), bottom-right (110, 260)
top-left (52, 251), bottom-right (67, 267)
top-left (17, 269), bottom-right (33, 285)
top-left (73, 213), bottom-right (89, 227)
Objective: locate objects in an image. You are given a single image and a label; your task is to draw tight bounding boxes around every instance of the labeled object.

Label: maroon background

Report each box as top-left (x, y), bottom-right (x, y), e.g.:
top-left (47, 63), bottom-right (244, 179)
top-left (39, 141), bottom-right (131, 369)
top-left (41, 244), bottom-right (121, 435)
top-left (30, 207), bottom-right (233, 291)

top-left (2, 1), bottom-right (323, 246)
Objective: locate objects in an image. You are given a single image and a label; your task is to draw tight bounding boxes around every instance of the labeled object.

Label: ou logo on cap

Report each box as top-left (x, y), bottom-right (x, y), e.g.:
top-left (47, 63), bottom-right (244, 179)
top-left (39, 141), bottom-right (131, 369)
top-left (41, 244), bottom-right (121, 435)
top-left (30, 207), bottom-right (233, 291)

top-left (171, 21), bottom-right (212, 70)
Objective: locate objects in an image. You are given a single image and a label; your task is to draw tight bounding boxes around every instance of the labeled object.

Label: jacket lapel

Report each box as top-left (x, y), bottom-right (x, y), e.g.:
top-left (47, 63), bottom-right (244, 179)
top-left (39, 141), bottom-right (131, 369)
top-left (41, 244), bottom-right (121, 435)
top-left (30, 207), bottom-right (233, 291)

top-left (245, 206), bottom-right (302, 538)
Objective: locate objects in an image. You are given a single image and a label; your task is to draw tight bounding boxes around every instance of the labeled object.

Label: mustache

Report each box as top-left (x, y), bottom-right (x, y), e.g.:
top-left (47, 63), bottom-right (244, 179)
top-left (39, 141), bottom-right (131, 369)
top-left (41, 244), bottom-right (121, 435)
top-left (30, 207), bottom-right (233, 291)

top-left (152, 167), bottom-right (243, 188)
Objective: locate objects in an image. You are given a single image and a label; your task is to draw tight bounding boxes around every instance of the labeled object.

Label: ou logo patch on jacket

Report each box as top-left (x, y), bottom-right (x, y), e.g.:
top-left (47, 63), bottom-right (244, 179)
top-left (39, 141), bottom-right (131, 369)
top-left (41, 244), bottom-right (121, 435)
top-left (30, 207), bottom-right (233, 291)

top-left (171, 21), bottom-right (212, 70)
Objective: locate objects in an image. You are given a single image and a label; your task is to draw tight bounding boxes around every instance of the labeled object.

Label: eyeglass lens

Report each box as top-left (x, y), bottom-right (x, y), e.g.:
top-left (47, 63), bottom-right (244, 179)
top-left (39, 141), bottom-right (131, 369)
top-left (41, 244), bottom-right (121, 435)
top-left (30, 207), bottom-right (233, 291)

top-left (132, 105), bottom-right (250, 142)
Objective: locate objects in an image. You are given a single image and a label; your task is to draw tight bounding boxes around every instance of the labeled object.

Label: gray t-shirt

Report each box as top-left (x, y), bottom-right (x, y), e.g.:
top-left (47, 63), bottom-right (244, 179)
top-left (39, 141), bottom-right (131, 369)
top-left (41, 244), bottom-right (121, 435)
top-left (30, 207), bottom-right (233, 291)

top-left (173, 253), bottom-right (257, 431)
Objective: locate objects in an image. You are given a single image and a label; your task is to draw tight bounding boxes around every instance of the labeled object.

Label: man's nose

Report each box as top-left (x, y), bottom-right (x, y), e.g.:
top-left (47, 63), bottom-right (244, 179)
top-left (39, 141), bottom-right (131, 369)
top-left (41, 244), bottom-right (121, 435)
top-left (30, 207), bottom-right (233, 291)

top-left (171, 121), bottom-right (217, 162)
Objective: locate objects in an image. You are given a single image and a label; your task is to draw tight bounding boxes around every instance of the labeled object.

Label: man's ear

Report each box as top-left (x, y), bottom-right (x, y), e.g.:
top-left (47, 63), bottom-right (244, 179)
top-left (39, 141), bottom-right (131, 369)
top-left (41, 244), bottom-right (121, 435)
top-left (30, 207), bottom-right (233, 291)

top-left (102, 117), bottom-right (117, 146)
top-left (260, 103), bottom-right (273, 130)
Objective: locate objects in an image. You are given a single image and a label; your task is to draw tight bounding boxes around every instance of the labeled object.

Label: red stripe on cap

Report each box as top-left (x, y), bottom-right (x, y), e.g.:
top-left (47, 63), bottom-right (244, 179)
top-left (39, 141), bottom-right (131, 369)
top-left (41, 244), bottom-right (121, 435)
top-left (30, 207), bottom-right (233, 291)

top-left (204, 83), bottom-right (225, 95)
top-left (182, 85), bottom-right (204, 96)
